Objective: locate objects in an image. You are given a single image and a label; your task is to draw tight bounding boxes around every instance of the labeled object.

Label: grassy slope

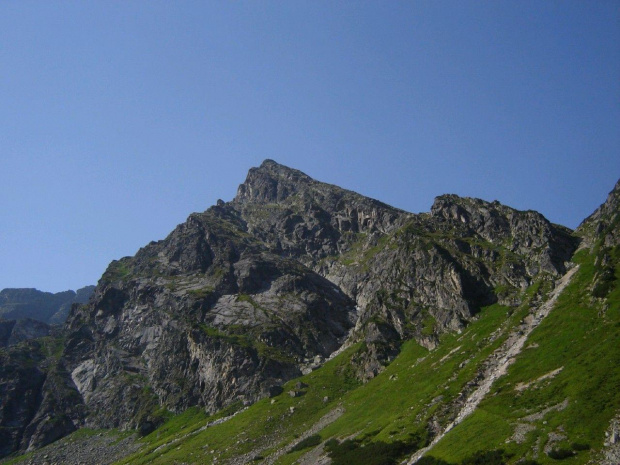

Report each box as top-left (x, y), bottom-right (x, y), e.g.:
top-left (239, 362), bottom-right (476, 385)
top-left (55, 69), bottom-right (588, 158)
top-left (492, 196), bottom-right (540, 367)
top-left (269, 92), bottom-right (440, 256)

top-left (113, 246), bottom-right (619, 465)
top-left (428, 247), bottom-right (620, 463)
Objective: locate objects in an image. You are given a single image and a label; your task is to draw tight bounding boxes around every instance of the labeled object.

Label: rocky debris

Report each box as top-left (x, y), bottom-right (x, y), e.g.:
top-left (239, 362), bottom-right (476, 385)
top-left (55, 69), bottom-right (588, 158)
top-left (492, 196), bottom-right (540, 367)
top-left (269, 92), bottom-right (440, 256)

top-left (507, 422), bottom-right (536, 444)
top-left (514, 366), bottom-right (563, 392)
top-left (0, 431), bottom-right (140, 465)
top-left (596, 413), bottom-right (620, 465)
top-left (543, 430), bottom-right (568, 455)
top-left (287, 383), bottom-right (308, 397)
top-left (150, 407), bottom-right (247, 457)
top-left (298, 441), bottom-right (331, 465)
top-left (260, 406), bottom-right (345, 465)
top-left (521, 399), bottom-right (569, 423)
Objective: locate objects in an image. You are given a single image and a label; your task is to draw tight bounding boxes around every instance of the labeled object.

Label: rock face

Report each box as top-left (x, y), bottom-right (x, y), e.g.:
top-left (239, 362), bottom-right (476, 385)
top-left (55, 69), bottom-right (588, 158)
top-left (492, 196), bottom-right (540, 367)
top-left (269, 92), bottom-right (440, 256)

top-left (577, 179), bottom-right (620, 248)
top-left (0, 336), bottom-right (85, 457)
top-left (0, 286), bottom-right (95, 324)
top-left (63, 189), bottom-right (358, 430)
top-left (0, 160), bottom-right (592, 457)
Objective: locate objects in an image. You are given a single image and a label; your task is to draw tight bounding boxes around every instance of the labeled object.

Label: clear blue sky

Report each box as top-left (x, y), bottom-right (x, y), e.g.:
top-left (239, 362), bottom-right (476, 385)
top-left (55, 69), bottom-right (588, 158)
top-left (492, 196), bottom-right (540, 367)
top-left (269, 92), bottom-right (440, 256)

top-left (1, 2), bottom-right (619, 293)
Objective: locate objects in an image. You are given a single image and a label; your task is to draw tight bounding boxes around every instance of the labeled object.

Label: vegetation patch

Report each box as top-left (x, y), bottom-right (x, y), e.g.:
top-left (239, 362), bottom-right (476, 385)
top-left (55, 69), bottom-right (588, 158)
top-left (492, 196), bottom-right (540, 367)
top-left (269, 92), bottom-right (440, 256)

top-left (103, 260), bottom-right (132, 282)
top-left (429, 246), bottom-right (620, 463)
top-left (188, 287), bottom-right (215, 299)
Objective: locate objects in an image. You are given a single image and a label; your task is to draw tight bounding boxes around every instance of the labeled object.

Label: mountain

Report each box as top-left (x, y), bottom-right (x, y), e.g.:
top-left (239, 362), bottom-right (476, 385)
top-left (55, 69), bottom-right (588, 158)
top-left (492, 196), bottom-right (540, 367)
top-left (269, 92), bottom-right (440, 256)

top-left (0, 161), bottom-right (618, 465)
top-left (0, 286), bottom-right (95, 324)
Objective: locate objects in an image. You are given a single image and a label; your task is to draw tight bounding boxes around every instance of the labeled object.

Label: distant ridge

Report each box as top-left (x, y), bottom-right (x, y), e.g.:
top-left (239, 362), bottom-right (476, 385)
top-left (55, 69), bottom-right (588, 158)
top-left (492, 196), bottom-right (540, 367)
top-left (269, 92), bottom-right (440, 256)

top-left (0, 286), bottom-right (95, 324)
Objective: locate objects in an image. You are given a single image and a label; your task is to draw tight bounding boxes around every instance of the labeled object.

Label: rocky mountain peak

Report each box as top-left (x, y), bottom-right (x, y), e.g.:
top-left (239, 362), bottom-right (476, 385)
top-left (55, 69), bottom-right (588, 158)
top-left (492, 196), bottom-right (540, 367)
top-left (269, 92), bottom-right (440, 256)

top-left (234, 159), bottom-right (314, 204)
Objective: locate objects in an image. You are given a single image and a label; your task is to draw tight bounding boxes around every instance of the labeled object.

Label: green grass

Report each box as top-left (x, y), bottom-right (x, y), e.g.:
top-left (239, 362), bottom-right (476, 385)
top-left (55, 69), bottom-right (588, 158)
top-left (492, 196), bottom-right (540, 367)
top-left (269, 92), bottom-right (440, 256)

top-left (320, 303), bottom-right (517, 445)
top-left (187, 287), bottom-right (215, 299)
top-left (102, 259), bottom-right (132, 282)
top-left (421, 313), bottom-right (437, 336)
top-left (39, 336), bottom-right (65, 359)
top-left (197, 323), bottom-right (252, 349)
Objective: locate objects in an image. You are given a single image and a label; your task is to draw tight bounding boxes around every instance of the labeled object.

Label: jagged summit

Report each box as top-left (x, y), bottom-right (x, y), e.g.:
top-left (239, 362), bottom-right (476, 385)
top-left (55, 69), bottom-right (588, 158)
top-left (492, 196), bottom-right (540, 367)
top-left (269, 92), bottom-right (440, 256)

top-left (259, 158), bottom-right (305, 173)
top-left (234, 159), bottom-right (314, 204)
top-left (430, 194), bottom-right (576, 264)
top-left (234, 159), bottom-right (400, 214)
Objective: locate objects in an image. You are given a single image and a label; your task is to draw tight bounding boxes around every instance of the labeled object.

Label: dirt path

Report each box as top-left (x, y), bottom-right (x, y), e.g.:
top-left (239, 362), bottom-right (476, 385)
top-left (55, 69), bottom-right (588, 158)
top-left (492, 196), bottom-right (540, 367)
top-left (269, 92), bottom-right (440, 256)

top-left (405, 266), bottom-right (579, 464)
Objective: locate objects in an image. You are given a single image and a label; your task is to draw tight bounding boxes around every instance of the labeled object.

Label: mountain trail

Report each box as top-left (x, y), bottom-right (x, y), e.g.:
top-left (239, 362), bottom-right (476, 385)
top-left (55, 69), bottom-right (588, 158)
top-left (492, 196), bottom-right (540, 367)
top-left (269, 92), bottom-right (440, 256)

top-left (405, 266), bottom-right (579, 464)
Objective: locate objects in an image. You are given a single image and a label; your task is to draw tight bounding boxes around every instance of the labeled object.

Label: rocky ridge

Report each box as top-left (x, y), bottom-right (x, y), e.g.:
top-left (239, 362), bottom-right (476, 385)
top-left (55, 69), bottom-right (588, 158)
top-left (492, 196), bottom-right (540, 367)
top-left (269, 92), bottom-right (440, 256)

top-left (576, 179), bottom-right (620, 300)
top-left (0, 286), bottom-right (95, 325)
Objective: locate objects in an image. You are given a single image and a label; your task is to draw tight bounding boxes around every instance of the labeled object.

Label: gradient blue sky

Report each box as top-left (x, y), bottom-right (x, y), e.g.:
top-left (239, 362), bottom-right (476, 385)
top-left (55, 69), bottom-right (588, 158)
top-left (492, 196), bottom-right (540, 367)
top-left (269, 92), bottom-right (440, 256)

top-left (1, 2), bottom-right (619, 293)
